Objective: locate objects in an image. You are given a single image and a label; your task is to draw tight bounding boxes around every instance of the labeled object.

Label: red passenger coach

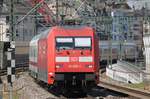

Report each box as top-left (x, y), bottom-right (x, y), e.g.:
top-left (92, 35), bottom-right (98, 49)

top-left (29, 26), bottom-right (100, 90)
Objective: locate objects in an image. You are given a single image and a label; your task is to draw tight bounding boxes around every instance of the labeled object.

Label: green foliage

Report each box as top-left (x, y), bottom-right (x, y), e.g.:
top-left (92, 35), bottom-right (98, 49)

top-left (128, 82), bottom-right (145, 89)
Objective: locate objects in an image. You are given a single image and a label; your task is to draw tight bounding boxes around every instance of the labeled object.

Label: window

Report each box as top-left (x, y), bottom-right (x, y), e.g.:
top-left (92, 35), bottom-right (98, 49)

top-left (134, 35), bottom-right (139, 40)
top-left (56, 38), bottom-right (73, 43)
top-left (75, 38), bottom-right (91, 48)
top-left (56, 38), bottom-right (73, 50)
top-left (6, 16), bottom-right (9, 24)
top-left (56, 37), bottom-right (92, 50)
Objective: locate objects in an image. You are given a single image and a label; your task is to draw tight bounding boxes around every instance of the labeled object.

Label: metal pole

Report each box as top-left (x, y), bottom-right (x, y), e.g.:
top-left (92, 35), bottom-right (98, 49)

top-left (34, 0), bottom-right (37, 35)
top-left (11, 0), bottom-right (15, 41)
top-left (110, 34), bottom-right (112, 67)
top-left (9, 83), bottom-right (13, 99)
top-left (16, 0), bottom-right (45, 25)
top-left (108, 32), bottom-right (112, 68)
top-left (56, 0), bottom-right (59, 24)
top-left (9, 0), bottom-right (15, 98)
top-left (120, 39), bottom-right (122, 61)
top-left (110, 17), bottom-right (113, 67)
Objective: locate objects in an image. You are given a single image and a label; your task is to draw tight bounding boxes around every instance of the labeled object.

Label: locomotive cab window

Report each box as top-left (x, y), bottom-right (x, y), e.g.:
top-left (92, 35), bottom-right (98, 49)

top-left (56, 37), bottom-right (92, 50)
top-left (56, 38), bottom-right (74, 50)
top-left (74, 37), bottom-right (91, 49)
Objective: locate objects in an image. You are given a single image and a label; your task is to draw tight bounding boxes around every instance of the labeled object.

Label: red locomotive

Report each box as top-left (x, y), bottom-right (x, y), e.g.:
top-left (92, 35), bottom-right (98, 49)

top-left (29, 26), bottom-right (99, 90)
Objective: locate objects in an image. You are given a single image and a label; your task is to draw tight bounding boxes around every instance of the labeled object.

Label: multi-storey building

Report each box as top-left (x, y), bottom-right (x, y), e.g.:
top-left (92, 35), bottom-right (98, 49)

top-left (111, 8), bottom-right (143, 51)
top-left (0, 16), bottom-right (9, 42)
top-left (112, 10), bottom-right (142, 38)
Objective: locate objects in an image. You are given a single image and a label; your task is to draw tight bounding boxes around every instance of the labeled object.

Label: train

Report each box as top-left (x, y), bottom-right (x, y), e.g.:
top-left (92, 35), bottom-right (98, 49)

top-left (29, 26), bottom-right (100, 91)
top-left (99, 41), bottom-right (138, 64)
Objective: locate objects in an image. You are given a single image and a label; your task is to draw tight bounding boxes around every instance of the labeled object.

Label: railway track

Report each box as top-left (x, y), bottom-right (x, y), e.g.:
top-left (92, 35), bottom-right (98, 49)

top-left (1, 61), bottom-right (149, 99)
top-left (35, 79), bottom-right (128, 99)
top-left (99, 80), bottom-right (150, 99)
top-left (0, 62), bottom-right (29, 76)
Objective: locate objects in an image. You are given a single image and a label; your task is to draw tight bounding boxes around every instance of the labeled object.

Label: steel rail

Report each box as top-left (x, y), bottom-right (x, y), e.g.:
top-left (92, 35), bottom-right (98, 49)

top-left (99, 80), bottom-right (150, 99)
top-left (0, 62), bottom-right (28, 76)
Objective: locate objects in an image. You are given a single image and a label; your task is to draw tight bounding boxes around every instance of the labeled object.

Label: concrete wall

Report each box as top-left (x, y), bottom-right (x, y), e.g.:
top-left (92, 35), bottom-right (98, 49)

top-left (106, 66), bottom-right (143, 83)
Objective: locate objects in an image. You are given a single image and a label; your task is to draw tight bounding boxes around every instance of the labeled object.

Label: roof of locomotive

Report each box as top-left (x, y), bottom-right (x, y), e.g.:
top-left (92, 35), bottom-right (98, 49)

top-left (30, 28), bottom-right (51, 44)
top-left (56, 25), bottom-right (90, 29)
top-left (30, 25), bottom-right (93, 43)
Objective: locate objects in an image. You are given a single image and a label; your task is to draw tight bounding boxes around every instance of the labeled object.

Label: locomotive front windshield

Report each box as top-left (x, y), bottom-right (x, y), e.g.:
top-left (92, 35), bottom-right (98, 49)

top-left (56, 38), bottom-right (74, 50)
top-left (56, 37), bottom-right (92, 50)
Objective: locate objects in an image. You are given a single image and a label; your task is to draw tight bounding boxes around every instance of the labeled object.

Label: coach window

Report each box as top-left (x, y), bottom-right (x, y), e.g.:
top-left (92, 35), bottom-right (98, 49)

top-left (29, 47), bottom-right (31, 60)
top-left (30, 47), bottom-right (33, 61)
top-left (35, 46), bottom-right (38, 62)
top-left (33, 46), bottom-right (35, 62)
top-left (74, 37), bottom-right (91, 49)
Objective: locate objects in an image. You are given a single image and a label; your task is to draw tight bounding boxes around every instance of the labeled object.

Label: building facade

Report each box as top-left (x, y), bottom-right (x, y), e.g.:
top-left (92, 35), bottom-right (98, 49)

top-left (15, 15), bottom-right (36, 41)
top-left (111, 9), bottom-right (143, 51)
top-left (0, 16), bottom-right (9, 42)
top-left (143, 21), bottom-right (150, 79)
top-left (1, 0), bottom-right (37, 42)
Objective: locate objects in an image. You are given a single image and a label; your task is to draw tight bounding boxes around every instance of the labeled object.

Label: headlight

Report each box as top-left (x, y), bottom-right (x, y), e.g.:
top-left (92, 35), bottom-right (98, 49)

top-left (56, 64), bottom-right (63, 68)
top-left (85, 65), bottom-right (93, 68)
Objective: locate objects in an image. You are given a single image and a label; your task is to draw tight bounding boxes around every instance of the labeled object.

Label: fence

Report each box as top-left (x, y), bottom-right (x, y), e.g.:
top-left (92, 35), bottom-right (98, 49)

top-left (106, 61), bottom-right (147, 83)
top-left (106, 67), bottom-right (143, 83)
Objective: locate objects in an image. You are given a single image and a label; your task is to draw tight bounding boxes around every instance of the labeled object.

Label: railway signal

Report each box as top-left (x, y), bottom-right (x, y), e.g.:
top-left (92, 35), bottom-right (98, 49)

top-left (7, 0), bottom-right (15, 99)
top-left (7, 42), bottom-right (15, 84)
top-left (6, 0), bottom-right (47, 99)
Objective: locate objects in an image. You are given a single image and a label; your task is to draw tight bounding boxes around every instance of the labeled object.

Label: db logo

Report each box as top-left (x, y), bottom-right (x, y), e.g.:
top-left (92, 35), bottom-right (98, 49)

top-left (70, 57), bottom-right (78, 62)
